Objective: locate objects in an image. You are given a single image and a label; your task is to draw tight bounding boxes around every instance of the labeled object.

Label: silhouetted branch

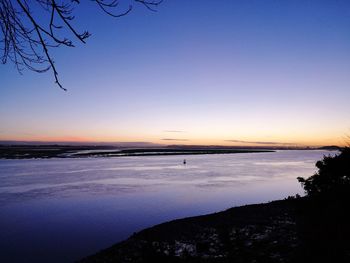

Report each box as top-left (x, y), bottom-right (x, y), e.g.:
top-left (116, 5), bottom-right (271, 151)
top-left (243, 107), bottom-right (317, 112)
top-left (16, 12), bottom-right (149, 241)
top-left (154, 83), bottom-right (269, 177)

top-left (0, 0), bottom-right (163, 90)
top-left (135, 0), bottom-right (163, 12)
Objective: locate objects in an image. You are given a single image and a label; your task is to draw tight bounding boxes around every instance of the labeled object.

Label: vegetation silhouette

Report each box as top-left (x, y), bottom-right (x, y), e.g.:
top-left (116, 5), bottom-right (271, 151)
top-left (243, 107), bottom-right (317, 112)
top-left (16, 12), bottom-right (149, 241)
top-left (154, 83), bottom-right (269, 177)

top-left (0, 0), bottom-right (162, 90)
top-left (298, 147), bottom-right (350, 198)
top-left (296, 147), bottom-right (350, 262)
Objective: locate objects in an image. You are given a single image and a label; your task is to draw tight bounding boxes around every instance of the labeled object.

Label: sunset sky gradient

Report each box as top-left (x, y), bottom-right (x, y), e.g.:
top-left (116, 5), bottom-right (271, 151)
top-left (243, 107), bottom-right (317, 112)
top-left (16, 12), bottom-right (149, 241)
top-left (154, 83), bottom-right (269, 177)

top-left (1, 0), bottom-right (350, 146)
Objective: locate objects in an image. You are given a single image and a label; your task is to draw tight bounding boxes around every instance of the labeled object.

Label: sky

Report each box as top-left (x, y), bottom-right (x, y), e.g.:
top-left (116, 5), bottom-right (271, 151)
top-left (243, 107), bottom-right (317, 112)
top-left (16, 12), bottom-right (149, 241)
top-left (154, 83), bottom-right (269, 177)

top-left (1, 0), bottom-right (350, 146)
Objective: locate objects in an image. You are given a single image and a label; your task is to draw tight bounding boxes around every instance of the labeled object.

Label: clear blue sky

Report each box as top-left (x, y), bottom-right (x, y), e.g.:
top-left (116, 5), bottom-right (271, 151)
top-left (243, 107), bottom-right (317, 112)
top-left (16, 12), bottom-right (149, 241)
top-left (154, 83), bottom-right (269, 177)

top-left (1, 0), bottom-right (350, 146)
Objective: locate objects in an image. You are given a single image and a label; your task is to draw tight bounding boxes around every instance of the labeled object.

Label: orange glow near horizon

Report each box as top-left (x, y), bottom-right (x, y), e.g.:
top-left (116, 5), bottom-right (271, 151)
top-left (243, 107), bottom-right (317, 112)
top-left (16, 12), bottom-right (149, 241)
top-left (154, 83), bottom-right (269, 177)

top-left (0, 133), bottom-right (347, 147)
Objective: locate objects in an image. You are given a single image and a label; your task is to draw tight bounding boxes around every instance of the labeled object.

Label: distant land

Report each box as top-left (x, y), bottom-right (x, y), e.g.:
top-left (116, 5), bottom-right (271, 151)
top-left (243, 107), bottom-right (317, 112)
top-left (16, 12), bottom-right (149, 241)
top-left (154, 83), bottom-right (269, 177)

top-left (317, 145), bottom-right (342, 151)
top-left (0, 140), bottom-right (161, 147)
top-left (0, 142), bottom-right (340, 159)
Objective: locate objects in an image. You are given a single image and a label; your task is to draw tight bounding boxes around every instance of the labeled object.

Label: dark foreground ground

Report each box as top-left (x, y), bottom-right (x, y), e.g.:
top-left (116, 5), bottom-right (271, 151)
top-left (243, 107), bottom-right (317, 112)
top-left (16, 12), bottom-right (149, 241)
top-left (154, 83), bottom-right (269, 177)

top-left (79, 197), bottom-right (350, 263)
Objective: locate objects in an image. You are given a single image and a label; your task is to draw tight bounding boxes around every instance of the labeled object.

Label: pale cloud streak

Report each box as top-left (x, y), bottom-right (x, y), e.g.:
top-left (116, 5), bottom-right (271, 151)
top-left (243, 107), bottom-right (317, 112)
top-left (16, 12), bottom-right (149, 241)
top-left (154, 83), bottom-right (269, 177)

top-left (225, 140), bottom-right (296, 145)
top-left (163, 130), bottom-right (186, 133)
top-left (162, 138), bottom-right (189, 141)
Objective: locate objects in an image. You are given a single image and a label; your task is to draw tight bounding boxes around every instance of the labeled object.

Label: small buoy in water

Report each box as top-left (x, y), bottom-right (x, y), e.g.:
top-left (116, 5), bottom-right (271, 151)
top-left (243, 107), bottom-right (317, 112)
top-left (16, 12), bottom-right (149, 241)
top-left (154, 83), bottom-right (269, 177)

top-left (183, 159), bottom-right (186, 165)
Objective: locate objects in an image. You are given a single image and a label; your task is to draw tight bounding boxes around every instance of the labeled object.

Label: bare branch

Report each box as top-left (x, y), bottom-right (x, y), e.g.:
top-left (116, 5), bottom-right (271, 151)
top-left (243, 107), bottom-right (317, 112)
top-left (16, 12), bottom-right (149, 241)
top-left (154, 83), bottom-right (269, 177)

top-left (0, 0), bottom-right (163, 90)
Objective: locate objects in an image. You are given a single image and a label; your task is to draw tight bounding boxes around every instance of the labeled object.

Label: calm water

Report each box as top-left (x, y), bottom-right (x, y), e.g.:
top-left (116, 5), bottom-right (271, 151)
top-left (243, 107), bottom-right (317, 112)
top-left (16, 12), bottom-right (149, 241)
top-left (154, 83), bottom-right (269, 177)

top-left (0, 150), bottom-right (332, 262)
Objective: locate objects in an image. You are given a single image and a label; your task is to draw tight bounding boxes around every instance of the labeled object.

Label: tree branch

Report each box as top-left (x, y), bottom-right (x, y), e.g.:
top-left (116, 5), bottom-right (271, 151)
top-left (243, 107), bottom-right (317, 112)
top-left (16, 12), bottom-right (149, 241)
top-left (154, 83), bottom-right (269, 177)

top-left (0, 0), bottom-right (163, 90)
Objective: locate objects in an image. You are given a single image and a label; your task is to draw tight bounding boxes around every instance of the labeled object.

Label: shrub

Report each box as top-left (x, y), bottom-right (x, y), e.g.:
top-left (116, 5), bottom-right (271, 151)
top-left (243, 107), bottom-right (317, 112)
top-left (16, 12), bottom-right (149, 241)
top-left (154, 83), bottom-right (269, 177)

top-left (297, 147), bottom-right (350, 198)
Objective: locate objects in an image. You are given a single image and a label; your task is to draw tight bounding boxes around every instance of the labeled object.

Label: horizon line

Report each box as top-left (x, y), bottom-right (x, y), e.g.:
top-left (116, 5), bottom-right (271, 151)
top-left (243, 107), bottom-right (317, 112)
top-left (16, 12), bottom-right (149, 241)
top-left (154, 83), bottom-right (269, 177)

top-left (0, 139), bottom-right (340, 148)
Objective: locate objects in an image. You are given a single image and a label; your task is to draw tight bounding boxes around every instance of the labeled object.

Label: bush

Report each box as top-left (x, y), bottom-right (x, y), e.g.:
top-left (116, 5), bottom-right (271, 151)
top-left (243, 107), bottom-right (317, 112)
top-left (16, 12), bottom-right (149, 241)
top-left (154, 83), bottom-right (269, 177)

top-left (297, 147), bottom-right (350, 198)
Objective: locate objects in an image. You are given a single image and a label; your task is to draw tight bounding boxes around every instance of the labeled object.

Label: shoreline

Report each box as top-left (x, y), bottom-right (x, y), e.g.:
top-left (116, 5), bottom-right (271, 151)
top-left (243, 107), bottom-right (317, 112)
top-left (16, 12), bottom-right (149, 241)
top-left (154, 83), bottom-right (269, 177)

top-left (1, 144), bottom-right (338, 160)
top-left (78, 196), bottom-right (349, 263)
top-left (79, 198), bottom-right (301, 263)
top-left (0, 146), bottom-right (274, 159)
